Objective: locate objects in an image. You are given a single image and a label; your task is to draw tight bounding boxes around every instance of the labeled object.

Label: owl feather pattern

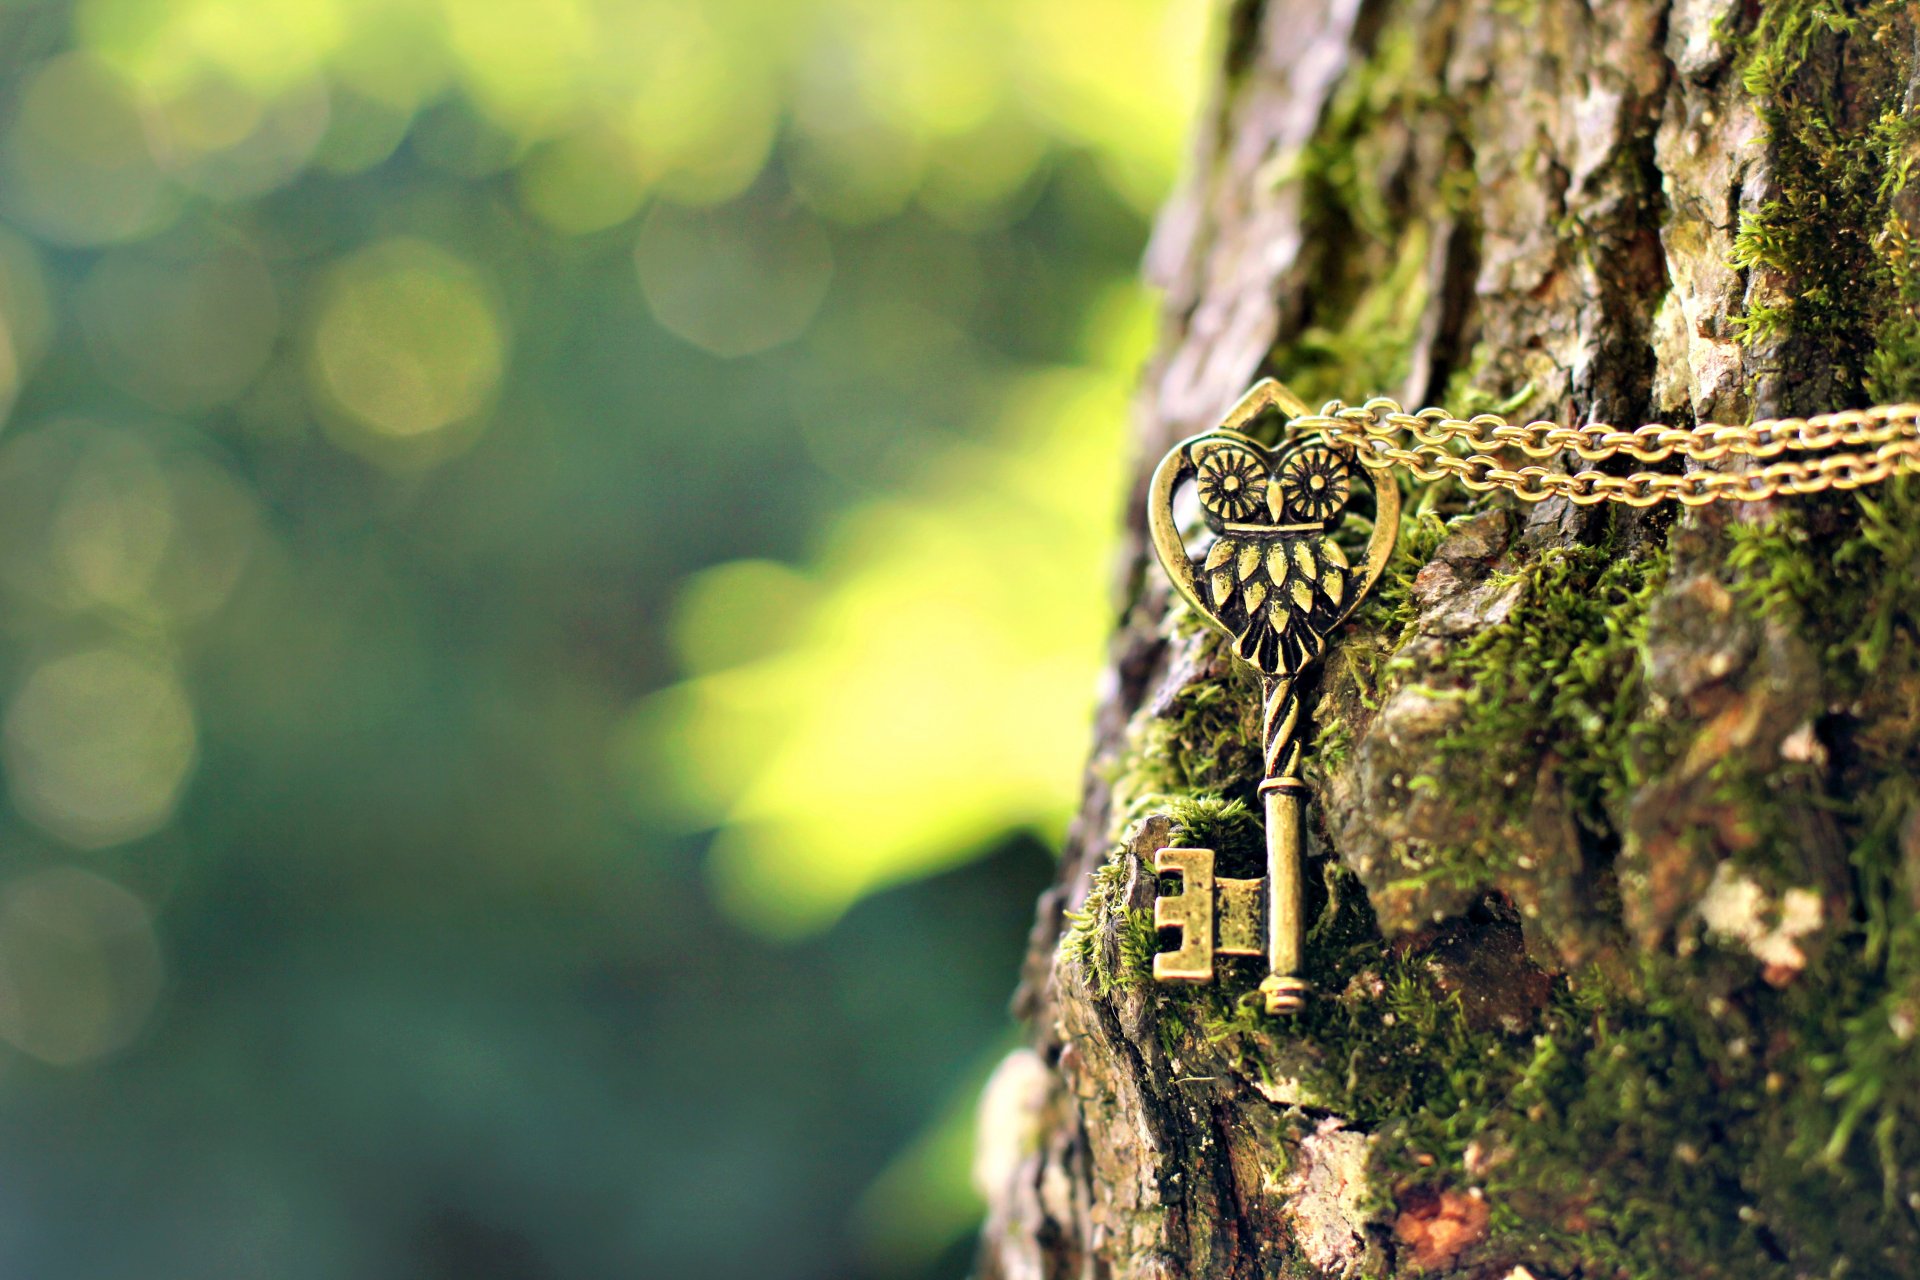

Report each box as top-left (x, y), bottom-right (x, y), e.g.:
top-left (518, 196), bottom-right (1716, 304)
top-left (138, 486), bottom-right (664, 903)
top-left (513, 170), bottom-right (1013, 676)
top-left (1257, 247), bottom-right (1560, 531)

top-left (1185, 436), bottom-right (1356, 678)
top-left (1201, 533), bottom-right (1348, 675)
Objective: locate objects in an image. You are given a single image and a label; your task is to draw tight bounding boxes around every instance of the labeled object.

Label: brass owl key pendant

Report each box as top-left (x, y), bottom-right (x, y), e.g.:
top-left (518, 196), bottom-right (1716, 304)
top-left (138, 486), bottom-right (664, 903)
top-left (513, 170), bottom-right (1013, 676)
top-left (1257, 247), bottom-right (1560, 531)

top-left (1145, 379), bottom-right (1399, 1014)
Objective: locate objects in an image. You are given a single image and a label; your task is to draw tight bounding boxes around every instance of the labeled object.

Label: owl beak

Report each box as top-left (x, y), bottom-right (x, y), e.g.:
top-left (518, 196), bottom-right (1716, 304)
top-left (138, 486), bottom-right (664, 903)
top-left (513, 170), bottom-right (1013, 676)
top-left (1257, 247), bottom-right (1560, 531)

top-left (1267, 482), bottom-right (1287, 522)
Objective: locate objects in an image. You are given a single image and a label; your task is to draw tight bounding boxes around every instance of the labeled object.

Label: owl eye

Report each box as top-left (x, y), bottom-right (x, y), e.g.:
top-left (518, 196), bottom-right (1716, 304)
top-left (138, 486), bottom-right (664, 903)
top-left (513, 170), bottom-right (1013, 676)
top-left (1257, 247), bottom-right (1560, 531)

top-left (1192, 442), bottom-right (1269, 522)
top-left (1272, 444), bottom-right (1350, 524)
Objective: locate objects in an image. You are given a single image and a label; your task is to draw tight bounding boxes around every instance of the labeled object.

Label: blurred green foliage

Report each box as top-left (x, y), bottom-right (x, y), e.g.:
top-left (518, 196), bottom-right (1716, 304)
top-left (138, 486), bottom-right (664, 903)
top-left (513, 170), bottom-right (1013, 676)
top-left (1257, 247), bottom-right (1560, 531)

top-left (0, 0), bottom-right (1204, 1275)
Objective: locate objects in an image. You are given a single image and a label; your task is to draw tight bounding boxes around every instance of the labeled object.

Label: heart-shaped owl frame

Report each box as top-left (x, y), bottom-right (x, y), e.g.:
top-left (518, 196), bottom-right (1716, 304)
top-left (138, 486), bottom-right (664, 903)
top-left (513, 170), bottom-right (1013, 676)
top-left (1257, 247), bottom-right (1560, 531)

top-left (1147, 379), bottom-right (1400, 667)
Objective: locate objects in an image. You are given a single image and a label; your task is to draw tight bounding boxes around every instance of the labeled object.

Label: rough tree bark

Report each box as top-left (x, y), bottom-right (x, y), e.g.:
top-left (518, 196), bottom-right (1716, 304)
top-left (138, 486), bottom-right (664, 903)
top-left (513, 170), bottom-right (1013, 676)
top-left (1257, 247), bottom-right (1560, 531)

top-left (975, 2), bottom-right (1920, 1277)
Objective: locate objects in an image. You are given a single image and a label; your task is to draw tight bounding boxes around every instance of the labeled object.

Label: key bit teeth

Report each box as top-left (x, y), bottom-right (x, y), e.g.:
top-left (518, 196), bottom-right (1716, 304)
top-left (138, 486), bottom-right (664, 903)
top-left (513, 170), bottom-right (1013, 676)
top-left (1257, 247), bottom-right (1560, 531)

top-left (1260, 974), bottom-right (1309, 1015)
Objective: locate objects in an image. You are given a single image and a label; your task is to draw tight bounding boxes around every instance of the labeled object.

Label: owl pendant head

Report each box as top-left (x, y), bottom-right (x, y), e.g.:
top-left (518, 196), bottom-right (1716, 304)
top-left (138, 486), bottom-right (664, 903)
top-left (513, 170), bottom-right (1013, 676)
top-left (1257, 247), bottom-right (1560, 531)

top-left (1147, 380), bottom-right (1401, 678)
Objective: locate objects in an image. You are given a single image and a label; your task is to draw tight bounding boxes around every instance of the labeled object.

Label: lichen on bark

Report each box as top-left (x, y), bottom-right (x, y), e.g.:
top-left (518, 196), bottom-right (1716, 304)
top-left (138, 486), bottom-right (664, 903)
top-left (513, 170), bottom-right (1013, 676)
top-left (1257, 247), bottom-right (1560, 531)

top-left (979, 2), bottom-right (1920, 1277)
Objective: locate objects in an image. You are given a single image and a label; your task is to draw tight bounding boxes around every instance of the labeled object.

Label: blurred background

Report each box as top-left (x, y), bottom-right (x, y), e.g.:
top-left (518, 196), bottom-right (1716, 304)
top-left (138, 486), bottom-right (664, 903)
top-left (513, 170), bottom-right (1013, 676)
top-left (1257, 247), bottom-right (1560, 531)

top-left (0, 0), bottom-right (1207, 1275)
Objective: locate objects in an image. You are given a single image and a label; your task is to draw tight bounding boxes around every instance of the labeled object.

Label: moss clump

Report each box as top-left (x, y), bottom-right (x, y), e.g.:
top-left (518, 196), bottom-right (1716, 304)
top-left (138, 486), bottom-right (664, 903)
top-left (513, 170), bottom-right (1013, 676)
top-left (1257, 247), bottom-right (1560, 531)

top-left (1726, 475), bottom-right (1920, 693)
top-left (1058, 853), bottom-right (1158, 998)
top-left (1864, 206), bottom-right (1920, 402)
top-left (1332, 507), bottom-right (1449, 698)
top-left (1377, 538), bottom-right (1672, 896)
top-left (1107, 638), bottom-right (1266, 825)
top-left (1463, 929), bottom-right (1920, 1279)
top-left (1162, 793), bottom-right (1266, 862)
top-left (1729, 0), bottom-right (1919, 397)
top-left (1430, 540), bottom-right (1668, 807)
top-left (1348, 508), bottom-right (1449, 641)
top-left (1782, 732), bottom-right (1920, 1206)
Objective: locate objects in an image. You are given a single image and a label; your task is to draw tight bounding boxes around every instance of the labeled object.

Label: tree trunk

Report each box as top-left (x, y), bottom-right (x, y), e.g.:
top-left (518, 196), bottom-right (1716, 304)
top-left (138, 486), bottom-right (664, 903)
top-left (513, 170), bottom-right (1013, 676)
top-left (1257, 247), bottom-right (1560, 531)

top-left (975, 2), bottom-right (1920, 1277)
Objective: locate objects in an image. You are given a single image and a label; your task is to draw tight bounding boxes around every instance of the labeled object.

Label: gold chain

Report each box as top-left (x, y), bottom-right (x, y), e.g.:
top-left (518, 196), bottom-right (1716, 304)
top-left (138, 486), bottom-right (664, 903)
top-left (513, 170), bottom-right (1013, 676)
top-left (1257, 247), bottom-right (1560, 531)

top-left (1295, 398), bottom-right (1920, 506)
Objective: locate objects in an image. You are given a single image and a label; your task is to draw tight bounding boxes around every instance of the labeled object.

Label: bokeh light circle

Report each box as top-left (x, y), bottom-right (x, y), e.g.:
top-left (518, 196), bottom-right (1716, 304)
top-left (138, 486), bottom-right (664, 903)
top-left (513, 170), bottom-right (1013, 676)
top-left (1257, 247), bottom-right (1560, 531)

top-left (0, 867), bottom-right (163, 1065)
top-left (0, 422), bottom-right (261, 624)
top-left (4, 645), bottom-right (198, 849)
top-left (0, 54), bottom-right (174, 246)
top-left (516, 127), bottom-right (647, 235)
top-left (310, 237), bottom-right (507, 440)
top-left (634, 200), bottom-right (833, 358)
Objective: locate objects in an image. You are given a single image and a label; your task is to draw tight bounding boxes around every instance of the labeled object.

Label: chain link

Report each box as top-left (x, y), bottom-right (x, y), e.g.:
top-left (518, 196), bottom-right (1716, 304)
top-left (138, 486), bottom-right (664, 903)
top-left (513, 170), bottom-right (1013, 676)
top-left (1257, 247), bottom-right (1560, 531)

top-left (1297, 398), bottom-right (1920, 506)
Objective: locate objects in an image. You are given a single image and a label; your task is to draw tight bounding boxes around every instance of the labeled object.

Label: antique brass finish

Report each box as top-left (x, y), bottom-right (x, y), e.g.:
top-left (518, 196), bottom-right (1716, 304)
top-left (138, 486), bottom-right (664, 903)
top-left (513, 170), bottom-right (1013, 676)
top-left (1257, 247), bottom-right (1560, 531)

top-left (1215, 876), bottom-right (1265, 958)
top-left (1145, 379), bottom-right (1400, 1013)
top-left (1152, 845), bottom-right (1267, 983)
top-left (1151, 847), bottom-right (1215, 982)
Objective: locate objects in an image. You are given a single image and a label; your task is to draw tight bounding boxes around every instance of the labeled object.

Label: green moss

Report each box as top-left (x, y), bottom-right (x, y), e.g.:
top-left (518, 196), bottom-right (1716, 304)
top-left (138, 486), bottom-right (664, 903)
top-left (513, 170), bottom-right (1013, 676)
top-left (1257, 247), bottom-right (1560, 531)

top-left (1107, 633), bottom-right (1266, 825)
top-left (1145, 891), bottom-right (1920, 1273)
top-left (1725, 475), bottom-right (1920, 690)
top-left (1864, 211), bottom-right (1920, 402)
top-left (1446, 542), bottom-right (1669, 809)
top-left (1728, 0), bottom-right (1918, 396)
top-left (1058, 855), bottom-right (1157, 998)
top-left (1194, 943), bottom-right (1920, 1277)
top-left (1463, 941), bottom-right (1920, 1277)
top-left (1163, 793), bottom-right (1265, 860)
top-left (1286, 224), bottom-right (1434, 405)
top-left (1356, 507), bottom-right (1449, 634)
top-left (1306, 507), bottom-right (1451, 780)
top-left (1789, 751), bottom-right (1920, 1201)
top-left (1268, 20), bottom-right (1472, 408)
top-left (1384, 539), bottom-right (1673, 891)
top-left (1469, 974), bottom-right (1791, 1275)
